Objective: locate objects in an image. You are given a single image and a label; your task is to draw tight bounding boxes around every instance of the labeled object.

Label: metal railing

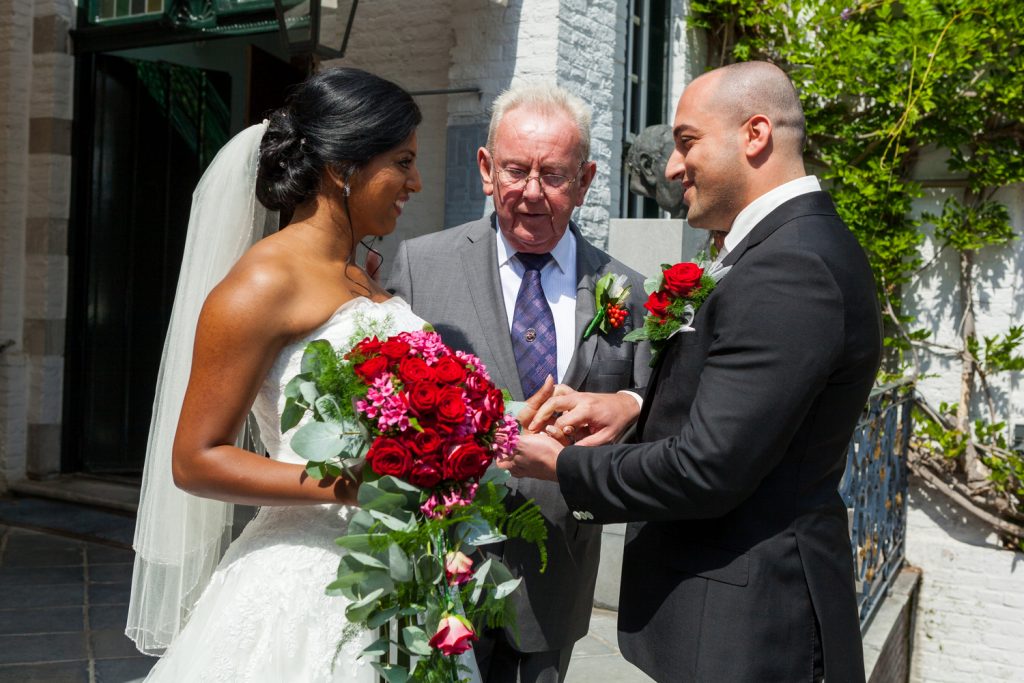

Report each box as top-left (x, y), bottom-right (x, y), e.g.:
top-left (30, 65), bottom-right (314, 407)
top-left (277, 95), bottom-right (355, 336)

top-left (839, 378), bottom-right (915, 630)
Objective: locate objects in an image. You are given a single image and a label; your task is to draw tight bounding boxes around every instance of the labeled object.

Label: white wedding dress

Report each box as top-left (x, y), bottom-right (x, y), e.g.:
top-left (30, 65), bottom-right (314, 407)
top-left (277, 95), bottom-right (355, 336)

top-left (145, 296), bottom-right (444, 682)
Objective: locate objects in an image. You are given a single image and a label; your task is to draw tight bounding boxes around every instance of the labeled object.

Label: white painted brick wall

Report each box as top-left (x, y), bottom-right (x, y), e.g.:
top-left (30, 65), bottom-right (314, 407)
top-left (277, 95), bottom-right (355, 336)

top-left (321, 0), bottom-right (454, 274)
top-left (906, 479), bottom-right (1024, 682)
top-left (905, 180), bottom-right (1024, 438)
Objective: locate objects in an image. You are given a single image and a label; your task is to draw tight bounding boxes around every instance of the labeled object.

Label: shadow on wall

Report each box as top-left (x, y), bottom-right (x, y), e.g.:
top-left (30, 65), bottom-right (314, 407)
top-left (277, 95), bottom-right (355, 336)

top-left (909, 474), bottom-right (1013, 550)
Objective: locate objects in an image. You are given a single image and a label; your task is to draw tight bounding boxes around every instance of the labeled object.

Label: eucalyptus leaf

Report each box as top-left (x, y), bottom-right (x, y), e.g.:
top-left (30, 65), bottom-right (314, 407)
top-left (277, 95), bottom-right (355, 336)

top-left (401, 625), bottom-right (433, 656)
top-left (457, 517), bottom-right (507, 547)
top-left (344, 551), bottom-right (389, 572)
top-left (346, 587), bottom-right (385, 622)
top-left (486, 558), bottom-right (515, 585)
top-left (359, 637), bottom-right (390, 659)
top-left (366, 604), bottom-right (401, 629)
top-left (387, 544), bottom-right (413, 583)
top-left (643, 275), bottom-right (662, 295)
top-left (289, 421), bottom-right (345, 462)
top-left (280, 396), bottom-right (305, 433)
top-left (415, 554), bottom-right (443, 585)
top-left (349, 509), bottom-right (376, 534)
top-left (334, 534), bottom-right (374, 552)
top-left (471, 558), bottom-right (493, 585)
top-left (493, 577), bottom-right (522, 600)
top-left (304, 461), bottom-right (326, 480)
top-left (370, 663), bottom-right (409, 683)
top-left (622, 328), bottom-right (647, 343)
top-left (369, 509), bottom-right (416, 533)
top-left (299, 380), bottom-right (319, 405)
top-left (325, 571), bottom-right (367, 596)
top-left (481, 465), bottom-right (512, 486)
top-left (358, 483), bottom-right (409, 513)
top-left (314, 394), bottom-right (344, 423)
top-left (283, 373), bottom-right (310, 400)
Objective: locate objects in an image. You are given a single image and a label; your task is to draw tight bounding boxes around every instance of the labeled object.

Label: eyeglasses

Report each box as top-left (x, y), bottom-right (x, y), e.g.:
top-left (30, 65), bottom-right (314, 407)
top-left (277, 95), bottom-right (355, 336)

top-left (493, 161), bottom-right (585, 194)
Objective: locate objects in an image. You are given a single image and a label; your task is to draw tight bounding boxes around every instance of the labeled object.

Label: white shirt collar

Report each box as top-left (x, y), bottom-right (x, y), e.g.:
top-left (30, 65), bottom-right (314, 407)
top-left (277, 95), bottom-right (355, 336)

top-left (721, 175), bottom-right (821, 255)
top-left (495, 217), bottom-right (576, 273)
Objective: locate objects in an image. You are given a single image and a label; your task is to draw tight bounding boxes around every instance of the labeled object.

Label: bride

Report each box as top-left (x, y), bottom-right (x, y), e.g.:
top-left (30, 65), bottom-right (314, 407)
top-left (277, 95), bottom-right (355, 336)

top-left (126, 67), bottom-right (447, 681)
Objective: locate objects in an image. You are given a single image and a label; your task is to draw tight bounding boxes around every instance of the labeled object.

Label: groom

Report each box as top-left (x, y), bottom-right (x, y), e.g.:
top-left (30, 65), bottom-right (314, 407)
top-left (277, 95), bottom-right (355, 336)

top-left (507, 62), bottom-right (880, 682)
top-left (387, 83), bottom-right (651, 682)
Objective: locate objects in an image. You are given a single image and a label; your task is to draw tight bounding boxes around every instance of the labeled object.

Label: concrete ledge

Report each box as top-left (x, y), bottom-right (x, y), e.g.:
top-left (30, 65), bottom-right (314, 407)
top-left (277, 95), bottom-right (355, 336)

top-left (863, 566), bottom-right (922, 682)
top-left (10, 476), bottom-right (140, 513)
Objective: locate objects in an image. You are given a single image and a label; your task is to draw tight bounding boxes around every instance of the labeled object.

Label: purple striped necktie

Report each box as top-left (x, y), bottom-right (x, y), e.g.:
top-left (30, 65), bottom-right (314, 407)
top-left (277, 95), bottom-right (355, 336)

top-left (511, 252), bottom-right (557, 399)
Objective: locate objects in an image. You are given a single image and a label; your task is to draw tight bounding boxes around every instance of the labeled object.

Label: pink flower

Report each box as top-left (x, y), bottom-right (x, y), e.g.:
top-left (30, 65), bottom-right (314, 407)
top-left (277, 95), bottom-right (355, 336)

top-left (492, 414), bottom-right (520, 461)
top-left (429, 614), bottom-right (477, 656)
top-left (445, 551), bottom-right (474, 586)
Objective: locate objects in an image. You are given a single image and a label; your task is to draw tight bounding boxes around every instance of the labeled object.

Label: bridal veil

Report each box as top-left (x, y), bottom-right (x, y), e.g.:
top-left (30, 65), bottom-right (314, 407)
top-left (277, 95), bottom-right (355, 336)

top-left (126, 122), bottom-right (278, 654)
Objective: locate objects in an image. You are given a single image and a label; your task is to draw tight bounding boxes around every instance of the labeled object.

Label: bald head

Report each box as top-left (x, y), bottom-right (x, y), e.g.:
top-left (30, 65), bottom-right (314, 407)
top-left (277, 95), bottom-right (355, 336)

top-left (696, 62), bottom-right (806, 158)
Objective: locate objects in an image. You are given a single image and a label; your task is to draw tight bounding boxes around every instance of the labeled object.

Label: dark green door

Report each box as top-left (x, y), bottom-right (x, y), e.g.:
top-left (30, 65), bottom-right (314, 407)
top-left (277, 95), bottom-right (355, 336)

top-left (65, 54), bottom-right (230, 474)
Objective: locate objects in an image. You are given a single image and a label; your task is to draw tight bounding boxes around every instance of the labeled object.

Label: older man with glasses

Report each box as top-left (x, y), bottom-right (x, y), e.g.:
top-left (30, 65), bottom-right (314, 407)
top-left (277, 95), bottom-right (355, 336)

top-left (388, 83), bottom-right (651, 683)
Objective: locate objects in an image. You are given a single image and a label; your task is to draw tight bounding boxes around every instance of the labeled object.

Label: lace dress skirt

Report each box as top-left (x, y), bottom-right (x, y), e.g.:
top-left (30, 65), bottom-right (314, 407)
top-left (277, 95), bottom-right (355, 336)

top-left (144, 504), bottom-right (375, 683)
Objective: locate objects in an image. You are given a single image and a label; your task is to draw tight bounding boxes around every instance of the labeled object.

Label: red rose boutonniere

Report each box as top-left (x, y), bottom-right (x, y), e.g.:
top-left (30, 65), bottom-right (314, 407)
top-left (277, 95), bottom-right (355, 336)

top-left (582, 273), bottom-right (632, 339)
top-left (624, 259), bottom-right (731, 365)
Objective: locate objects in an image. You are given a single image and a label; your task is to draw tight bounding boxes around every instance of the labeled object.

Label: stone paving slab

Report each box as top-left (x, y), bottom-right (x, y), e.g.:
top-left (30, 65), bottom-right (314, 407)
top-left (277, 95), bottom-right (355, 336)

top-left (0, 507), bottom-right (652, 682)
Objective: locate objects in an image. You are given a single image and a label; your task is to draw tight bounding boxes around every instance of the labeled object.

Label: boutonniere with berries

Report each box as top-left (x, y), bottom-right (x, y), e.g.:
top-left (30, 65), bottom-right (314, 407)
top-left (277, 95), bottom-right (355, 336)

top-left (623, 259), bottom-right (731, 365)
top-left (583, 273), bottom-right (632, 340)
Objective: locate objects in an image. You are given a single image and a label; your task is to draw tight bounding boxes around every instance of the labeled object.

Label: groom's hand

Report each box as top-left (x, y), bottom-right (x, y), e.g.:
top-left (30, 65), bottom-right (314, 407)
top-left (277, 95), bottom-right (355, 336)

top-left (528, 390), bottom-right (640, 446)
top-left (499, 432), bottom-right (563, 482)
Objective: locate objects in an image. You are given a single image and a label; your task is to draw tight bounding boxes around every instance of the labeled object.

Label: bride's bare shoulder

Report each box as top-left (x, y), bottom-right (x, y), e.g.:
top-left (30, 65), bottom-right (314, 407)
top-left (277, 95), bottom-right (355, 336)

top-left (199, 239), bottom-right (306, 340)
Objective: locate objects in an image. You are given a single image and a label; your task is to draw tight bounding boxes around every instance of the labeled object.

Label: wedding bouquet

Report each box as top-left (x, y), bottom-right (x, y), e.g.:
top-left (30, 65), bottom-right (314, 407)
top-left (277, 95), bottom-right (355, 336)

top-left (283, 327), bottom-right (547, 682)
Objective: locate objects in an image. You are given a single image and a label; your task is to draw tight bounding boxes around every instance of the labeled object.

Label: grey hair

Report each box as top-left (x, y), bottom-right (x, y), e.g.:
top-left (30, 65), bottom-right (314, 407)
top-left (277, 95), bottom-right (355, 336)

top-left (706, 61), bottom-right (806, 155)
top-left (486, 82), bottom-right (592, 162)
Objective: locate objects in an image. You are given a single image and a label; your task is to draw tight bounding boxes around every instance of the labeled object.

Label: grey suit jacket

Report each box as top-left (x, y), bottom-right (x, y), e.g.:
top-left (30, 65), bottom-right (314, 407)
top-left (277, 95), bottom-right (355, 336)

top-left (387, 214), bottom-right (651, 652)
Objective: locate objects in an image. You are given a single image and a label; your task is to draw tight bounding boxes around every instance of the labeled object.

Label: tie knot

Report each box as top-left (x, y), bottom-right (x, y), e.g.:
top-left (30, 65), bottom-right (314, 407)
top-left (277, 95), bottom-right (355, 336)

top-left (516, 252), bottom-right (553, 272)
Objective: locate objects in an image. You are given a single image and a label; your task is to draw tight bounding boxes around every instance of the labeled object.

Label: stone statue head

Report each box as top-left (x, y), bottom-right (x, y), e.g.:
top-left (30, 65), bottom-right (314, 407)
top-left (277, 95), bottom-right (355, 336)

top-left (624, 124), bottom-right (685, 218)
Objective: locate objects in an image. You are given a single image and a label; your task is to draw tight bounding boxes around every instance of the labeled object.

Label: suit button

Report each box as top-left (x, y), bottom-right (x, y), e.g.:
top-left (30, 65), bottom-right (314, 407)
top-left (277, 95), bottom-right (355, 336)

top-left (584, 512), bottom-right (594, 520)
top-left (572, 511), bottom-right (582, 520)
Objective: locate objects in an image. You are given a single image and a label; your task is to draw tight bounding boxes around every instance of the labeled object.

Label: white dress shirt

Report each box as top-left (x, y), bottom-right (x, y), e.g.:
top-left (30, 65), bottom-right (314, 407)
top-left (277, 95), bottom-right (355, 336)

top-left (496, 227), bottom-right (577, 384)
top-left (715, 175), bottom-right (822, 263)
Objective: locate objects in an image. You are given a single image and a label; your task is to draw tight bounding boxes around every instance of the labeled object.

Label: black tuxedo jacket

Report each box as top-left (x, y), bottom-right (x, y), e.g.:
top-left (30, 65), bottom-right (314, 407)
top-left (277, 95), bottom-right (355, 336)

top-left (557, 192), bottom-right (879, 682)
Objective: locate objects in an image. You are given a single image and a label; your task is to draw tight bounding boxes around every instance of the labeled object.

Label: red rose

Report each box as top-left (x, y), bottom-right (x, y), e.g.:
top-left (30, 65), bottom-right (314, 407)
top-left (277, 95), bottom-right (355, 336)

top-left (381, 339), bottom-right (412, 361)
top-left (354, 355), bottom-right (389, 382)
top-left (661, 262), bottom-right (703, 297)
top-left (444, 442), bottom-right (491, 481)
top-left (644, 291), bottom-right (672, 319)
top-left (471, 409), bottom-right (494, 433)
top-left (398, 356), bottom-right (435, 384)
top-left (409, 382), bottom-right (440, 414)
top-left (355, 336), bottom-right (383, 356)
top-left (435, 356), bottom-right (467, 384)
top-left (409, 460), bottom-right (443, 488)
top-left (437, 386), bottom-right (467, 423)
top-left (483, 388), bottom-right (505, 419)
top-left (410, 428), bottom-right (444, 457)
top-left (366, 437), bottom-right (412, 479)
top-left (464, 372), bottom-right (491, 398)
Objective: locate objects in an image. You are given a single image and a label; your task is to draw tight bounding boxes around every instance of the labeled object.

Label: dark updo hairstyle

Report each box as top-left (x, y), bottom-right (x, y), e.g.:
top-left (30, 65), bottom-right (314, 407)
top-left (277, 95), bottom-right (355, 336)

top-left (256, 67), bottom-right (422, 213)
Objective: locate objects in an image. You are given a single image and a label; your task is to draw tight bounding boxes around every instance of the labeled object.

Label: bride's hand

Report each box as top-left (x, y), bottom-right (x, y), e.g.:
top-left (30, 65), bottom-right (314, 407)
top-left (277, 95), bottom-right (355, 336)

top-left (515, 375), bottom-right (556, 433)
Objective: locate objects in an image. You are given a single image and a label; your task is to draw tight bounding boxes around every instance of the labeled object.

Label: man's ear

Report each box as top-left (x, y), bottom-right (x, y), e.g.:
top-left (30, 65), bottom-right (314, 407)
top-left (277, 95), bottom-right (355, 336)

top-left (478, 147), bottom-right (495, 197)
top-left (574, 160), bottom-right (598, 207)
top-left (744, 115), bottom-right (772, 160)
